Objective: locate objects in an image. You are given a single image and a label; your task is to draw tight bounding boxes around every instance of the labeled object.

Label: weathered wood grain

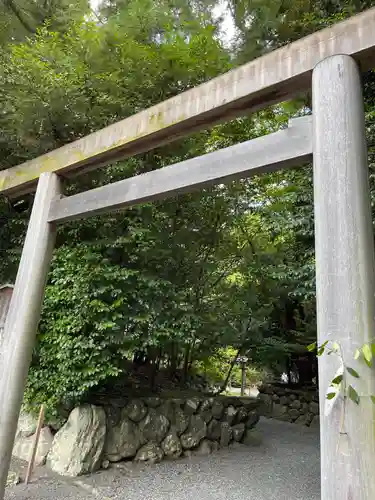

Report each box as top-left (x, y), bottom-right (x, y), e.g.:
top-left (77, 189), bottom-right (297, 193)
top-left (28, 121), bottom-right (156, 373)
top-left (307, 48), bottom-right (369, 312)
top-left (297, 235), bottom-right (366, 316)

top-left (48, 117), bottom-right (312, 223)
top-left (313, 55), bottom-right (375, 500)
top-left (0, 174), bottom-right (60, 500)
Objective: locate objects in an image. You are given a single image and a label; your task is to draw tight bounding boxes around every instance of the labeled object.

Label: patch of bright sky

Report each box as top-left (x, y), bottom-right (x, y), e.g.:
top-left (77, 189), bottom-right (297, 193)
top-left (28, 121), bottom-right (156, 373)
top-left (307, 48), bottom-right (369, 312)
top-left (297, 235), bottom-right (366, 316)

top-left (90, 0), bottom-right (236, 46)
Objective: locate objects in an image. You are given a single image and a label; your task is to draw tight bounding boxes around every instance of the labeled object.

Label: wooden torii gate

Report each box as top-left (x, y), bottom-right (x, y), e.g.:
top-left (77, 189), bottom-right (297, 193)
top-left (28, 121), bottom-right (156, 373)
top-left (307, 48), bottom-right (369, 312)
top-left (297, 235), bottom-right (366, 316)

top-left (1, 7), bottom-right (375, 500)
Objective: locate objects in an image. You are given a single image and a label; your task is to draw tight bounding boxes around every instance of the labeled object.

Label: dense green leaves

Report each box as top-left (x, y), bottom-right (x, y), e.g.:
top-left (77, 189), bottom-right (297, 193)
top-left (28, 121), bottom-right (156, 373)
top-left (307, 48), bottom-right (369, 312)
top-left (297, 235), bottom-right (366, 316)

top-left (1, 0), bottom-right (375, 415)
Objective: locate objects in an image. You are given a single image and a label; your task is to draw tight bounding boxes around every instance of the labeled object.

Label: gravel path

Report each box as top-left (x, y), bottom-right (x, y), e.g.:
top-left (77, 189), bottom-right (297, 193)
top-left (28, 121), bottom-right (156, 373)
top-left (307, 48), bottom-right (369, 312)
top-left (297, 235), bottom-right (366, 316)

top-left (5, 418), bottom-right (320, 500)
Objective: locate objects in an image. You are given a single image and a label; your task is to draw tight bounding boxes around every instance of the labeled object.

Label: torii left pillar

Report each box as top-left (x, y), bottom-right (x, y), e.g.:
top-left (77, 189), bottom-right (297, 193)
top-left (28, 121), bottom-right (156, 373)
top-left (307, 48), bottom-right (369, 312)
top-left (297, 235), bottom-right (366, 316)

top-left (0, 173), bottom-right (60, 498)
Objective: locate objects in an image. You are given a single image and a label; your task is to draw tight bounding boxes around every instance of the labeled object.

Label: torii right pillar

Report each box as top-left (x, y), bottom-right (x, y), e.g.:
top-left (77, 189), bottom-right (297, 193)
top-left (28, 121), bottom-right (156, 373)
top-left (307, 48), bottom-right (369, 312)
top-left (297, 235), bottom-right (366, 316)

top-left (313, 54), bottom-right (375, 500)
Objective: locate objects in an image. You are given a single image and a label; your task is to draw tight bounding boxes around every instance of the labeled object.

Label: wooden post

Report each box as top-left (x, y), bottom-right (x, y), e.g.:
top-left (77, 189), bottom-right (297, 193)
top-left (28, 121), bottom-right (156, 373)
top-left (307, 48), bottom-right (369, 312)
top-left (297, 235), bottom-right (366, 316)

top-left (25, 404), bottom-right (45, 485)
top-left (241, 362), bottom-right (246, 397)
top-left (0, 173), bottom-right (60, 499)
top-left (313, 55), bottom-right (375, 500)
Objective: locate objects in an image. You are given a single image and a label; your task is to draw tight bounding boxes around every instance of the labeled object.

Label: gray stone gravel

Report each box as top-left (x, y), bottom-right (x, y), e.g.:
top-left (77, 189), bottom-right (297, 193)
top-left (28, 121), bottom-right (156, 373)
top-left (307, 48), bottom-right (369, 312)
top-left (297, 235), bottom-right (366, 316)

top-left (5, 418), bottom-right (320, 500)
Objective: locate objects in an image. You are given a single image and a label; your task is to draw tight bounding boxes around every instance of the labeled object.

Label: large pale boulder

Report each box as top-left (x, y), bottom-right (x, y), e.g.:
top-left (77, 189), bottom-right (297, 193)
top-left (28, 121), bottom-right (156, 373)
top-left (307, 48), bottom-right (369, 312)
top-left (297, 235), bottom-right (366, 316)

top-left (105, 410), bottom-right (142, 461)
top-left (48, 405), bottom-right (106, 476)
top-left (13, 426), bottom-right (53, 465)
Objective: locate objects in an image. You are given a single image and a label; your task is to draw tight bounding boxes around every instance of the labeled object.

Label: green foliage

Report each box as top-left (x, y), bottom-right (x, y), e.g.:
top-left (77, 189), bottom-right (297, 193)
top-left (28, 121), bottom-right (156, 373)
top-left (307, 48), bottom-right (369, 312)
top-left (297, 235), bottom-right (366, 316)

top-left (2, 0), bottom-right (375, 416)
top-left (0, 0), bottom-right (89, 44)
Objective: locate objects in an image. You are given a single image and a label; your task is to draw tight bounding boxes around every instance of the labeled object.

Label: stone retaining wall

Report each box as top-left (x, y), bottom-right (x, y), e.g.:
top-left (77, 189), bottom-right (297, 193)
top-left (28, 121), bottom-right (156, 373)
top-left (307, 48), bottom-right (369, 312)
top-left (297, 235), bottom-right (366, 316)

top-left (258, 384), bottom-right (319, 427)
top-left (14, 395), bottom-right (260, 477)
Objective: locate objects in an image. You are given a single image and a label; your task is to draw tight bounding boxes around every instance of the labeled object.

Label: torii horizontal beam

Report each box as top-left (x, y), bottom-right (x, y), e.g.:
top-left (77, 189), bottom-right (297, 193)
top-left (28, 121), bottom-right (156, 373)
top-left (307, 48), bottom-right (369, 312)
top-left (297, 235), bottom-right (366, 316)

top-left (48, 116), bottom-right (312, 223)
top-left (1, 7), bottom-right (375, 196)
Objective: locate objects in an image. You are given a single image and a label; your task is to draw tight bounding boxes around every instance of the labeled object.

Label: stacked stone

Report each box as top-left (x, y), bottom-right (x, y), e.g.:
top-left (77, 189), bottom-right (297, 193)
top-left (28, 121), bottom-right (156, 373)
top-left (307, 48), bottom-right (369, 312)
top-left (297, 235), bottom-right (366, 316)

top-left (258, 384), bottom-right (319, 427)
top-left (14, 395), bottom-right (260, 477)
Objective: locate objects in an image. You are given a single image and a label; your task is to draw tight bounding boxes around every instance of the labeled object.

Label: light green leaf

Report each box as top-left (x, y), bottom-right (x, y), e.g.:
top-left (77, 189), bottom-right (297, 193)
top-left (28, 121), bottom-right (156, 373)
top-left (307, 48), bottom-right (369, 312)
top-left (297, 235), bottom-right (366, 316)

top-left (371, 395), bottom-right (375, 404)
top-left (307, 342), bottom-right (316, 352)
top-left (346, 367), bottom-right (360, 378)
top-left (332, 342), bottom-right (340, 352)
top-left (331, 374), bottom-right (343, 385)
top-left (326, 392), bottom-right (336, 400)
top-left (318, 341), bottom-right (329, 356)
top-left (354, 349), bottom-right (361, 360)
top-left (362, 344), bottom-right (372, 366)
top-left (348, 385), bottom-right (360, 405)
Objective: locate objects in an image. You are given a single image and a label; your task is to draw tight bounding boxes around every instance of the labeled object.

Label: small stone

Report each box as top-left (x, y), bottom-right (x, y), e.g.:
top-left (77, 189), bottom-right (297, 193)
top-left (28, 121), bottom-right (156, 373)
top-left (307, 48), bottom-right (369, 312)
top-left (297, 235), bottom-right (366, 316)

top-left (111, 461), bottom-right (134, 471)
top-left (124, 400), bottom-right (147, 423)
top-left (302, 402), bottom-right (309, 412)
top-left (223, 405), bottom-right (237, 425)
top-left (245, 411), bottom-right (260, 429)
top-left (211, 401), bottom-right (224, 419)
top-left (200, 400), bottom-right (212, 412)
top-left (185, 399), bottom-right (200, 415)
top-left (161, 431), bottom-right (182, 459)
top-left (199, 401), bottom-right (213, 423)
top-left (207, 419), bottom-right (221, 441)
top-left (309, 402), bottom-right (319, 415)
top-left (105, 413), bottom-right (142, 461)
top-left (16, 411), bottom-right (38, 438)
top-left (290, 400), bottom-right (301, 410)
top-left (289, 409), bottom-right (300, 420)
top-left (145, 397), bottom-right (161, 408)
top-left (220, 422), bottom-right (232, 447)
top-left (289, 394), bottom-right (297, 402)
top-left (181, 415), bottom-right (207, 449)
top-left (279, 396), bottom-right (288, 405)
top-left (242, 429), bottom-right (262, 447)
top-left (236, 407), bottom-right (248, 423)
top-left (139, 409), bottom-right (170, 444)
top-left (101, 459), bottom-right (110, 470)
top-left (6, 471), bottom-right (20, 487)
top-left (232, 423), bottom-right (245, 442)
top-left (305, 413), bottom-right (314, 426)
top-left (173, 408), bottom-right (190, 436)
top-left (135, 443), bottom-right (164, 464)
top-left (272, 394), bottom-right (280, 402)
top-left (304, 392), bottom-right (313, 402)
top-left (295, 415), bottom-right (309, 426)
top-left (194, 439), bottom-right (213, 456)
